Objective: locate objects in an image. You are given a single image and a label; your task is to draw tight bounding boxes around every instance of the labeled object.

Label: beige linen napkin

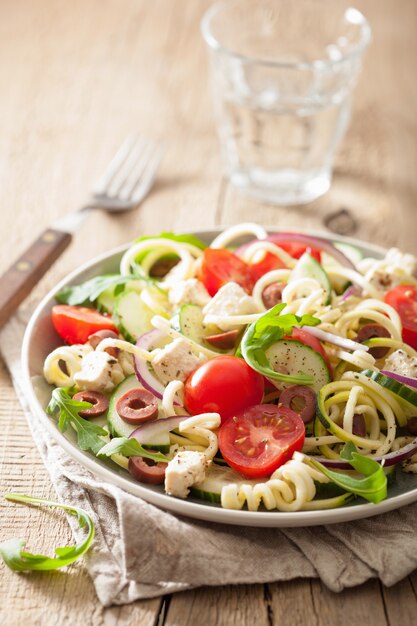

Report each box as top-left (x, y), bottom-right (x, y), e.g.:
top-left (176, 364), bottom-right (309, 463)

top-left (2, 313), bottom-right (417, 607)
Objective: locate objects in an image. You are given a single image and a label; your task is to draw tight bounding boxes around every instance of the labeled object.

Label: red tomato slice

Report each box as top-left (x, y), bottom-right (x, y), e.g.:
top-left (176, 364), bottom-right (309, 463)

top-left (267, 236), bottom-right (321, 262)
top-left (199, 248), bottom-right (255, 296)
top-left (184, 355), bottom-right (264, 423)
top-left (384, 285), bottom-right (417, 349)
top-left (51, 305), bottom-right (118, 345)
top-left (218, 404), bottom-right (305, 478)
top-left (250, 251), bottom-right (287, 282)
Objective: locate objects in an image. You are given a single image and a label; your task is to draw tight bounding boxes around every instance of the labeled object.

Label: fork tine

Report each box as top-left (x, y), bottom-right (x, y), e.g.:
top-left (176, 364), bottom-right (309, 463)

top-left (118, 141), bottom-right (159, 201)
top-left (105, 136), bottom-right (150, 198)
top-left (129, 146), bottom-right (164, 205)
top-left (92, 135), bottom-right (138, 196)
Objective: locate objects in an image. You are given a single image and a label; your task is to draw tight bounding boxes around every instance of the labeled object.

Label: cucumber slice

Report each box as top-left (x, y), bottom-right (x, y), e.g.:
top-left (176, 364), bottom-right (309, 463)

top-left (178, 304), bottom-right (206, 343)
top-left (107, 375), bottom-right (170, 452)
top-left (96, 286), bottom-right (117, 314)
top-left (113, 290), bottom-right (154, 343)
top-left (176, 304), bottom-right (224, 350)
top-left (290, 252), bottom-right (332, 304)
top-left (97, 280), bottom-right (143, 314)
top-left (191, 464), bottom-right (260, 504)
top-left (335, 243), bottom-right (363, 266)
top-left (265, 340), bottom-right (331, 393)
top-left (362, 369), bottom-right (417, 409)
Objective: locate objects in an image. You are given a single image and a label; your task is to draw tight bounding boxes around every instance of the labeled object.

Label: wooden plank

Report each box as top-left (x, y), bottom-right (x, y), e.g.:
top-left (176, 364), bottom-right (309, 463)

top-left (381, 577), bottom-right (417, 626)
top-left (266, 579), bottom-right (389, 626)
top-left (165, 585), bottom-right (270, 626)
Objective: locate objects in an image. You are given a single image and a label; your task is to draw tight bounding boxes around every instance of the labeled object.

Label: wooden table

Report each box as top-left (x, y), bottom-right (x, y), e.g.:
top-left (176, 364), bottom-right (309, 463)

top-left (0, 1), bottom-right (416, 624)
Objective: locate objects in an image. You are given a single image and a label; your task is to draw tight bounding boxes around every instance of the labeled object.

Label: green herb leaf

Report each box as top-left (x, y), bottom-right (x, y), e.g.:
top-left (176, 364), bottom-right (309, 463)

top-left (0, 493), bottom-right (94, 571)
top-left (55, 274), bottom-right (144, 306)
top-left (47, 388), bottom-right (108, 455)
top-left (97, 437), bottom-right (169, 463)
top-left (134, 232), bottom-right (207, 250)
top-left (309, 443), bottom-right (387, 504)
top-left (241, 305), bottom-right (320, 385)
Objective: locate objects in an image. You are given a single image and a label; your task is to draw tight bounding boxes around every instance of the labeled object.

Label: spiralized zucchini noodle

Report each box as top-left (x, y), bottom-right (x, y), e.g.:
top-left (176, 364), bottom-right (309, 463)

top-left (43, 223), bottom-right (417, 513)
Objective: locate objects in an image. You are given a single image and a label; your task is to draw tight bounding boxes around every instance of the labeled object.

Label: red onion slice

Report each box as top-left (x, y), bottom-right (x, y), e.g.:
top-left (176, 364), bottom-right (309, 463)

top-left (235, 233), bottom-right (356, 270)
top-left (340, 285), bottom-right (362, 301)
top-left (129, 415), bottom-right (187, 445)
top-left (310, 438), bottom-right (417, 469)
top-left (134, 330), bottom-right (168, 399)
top-left (381, 370), bottom-right (417, 390)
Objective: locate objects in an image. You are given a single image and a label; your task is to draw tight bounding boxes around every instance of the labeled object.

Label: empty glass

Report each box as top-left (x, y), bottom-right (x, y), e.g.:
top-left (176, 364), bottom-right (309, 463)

top-left (201, 0), bottom-right (371, 205)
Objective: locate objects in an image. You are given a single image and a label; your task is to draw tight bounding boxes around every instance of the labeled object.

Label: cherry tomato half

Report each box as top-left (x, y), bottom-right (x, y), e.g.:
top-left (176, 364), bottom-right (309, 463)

top-left (384, 285), bottom-right (417, 350)
top-left (184, 355), bottom-right (264, 423)
top-left (290, 327), bottom-right (332, 375)
top-left (199, 248), bottom-right (255, 296)
top-left (218, 404), bottom-right (305, 478)
top-left (51, 305), bottom-right (118, 345)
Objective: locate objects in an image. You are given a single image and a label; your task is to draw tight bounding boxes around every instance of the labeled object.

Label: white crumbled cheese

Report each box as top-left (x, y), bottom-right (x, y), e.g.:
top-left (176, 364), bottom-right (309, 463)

top-left (118, 350), bottom-right (135, 376)
top-left (74, 351), bottom-right (125, 393)
top-left (151, 338), bottom-right (207, 385)
top-left (358, 248), bottom-right (417, 294)
top-left (384, 349), bottom-right (417, 378)
top-left (165, 451), bottom-right (209, 498)
top-left (168, 278), bottom-right (211, 307)
top-left (202, 281), bottom-right (259, 331)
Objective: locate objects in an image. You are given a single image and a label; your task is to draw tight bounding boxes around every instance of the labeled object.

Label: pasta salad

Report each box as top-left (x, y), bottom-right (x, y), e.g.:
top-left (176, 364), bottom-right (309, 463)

top-left (43, 223), bottom-right (417, 513)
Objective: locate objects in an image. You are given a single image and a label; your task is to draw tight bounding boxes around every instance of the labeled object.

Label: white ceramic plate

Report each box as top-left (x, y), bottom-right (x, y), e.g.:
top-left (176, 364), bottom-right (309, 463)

top-left (21, 229), bottom-right (417, 527)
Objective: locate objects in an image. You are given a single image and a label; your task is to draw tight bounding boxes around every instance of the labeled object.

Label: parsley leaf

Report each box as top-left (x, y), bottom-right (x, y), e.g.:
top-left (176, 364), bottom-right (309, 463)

top-left (55, 274), bottom-right (144, 306)
top-left (97, 437), bottom-right (169, 463)
top-left (47, 388), bottom-right (108, 455)
top-left (241, 304), bottom-right (320, 385)
top-left (309, 442), bottom-right (387, 504)
top-left (0, 493), bottom-right (94, 571)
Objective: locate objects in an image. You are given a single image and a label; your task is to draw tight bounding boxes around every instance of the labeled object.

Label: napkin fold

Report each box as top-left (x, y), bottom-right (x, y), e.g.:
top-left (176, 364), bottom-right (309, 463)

top-left (2, 313), bottom-right (417, 607)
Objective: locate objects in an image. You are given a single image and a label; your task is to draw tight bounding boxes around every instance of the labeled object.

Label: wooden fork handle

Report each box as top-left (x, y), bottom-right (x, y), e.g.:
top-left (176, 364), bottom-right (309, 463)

top-left (0, 228), bottom-right (72, 330)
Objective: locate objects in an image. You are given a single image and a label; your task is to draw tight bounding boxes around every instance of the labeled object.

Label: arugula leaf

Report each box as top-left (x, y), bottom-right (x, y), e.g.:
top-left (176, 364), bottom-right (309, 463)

top-left (47, 388), bottom-right (108, 455)
top-left (241, 304), bottom-right (320, 385)
top-left (309, 443), bottom-right (387, 504)
top-left (55, 274), bottom-right (144, 306)
top-left (0, 493), bottom-right (94, 571)
top-left (97, 437), bottom-right (169, 463)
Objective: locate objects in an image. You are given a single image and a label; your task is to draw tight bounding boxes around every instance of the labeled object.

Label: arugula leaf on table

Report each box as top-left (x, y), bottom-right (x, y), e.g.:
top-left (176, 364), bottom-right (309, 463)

top-left (309, 442), bottom-right (387, 504)
top-left (47, 388), bottom-right (108, 455)
top-left (0, 493), bottom-right (94, 572)
top-left (97, 437), bottom-right (169, 463)
top-left (240, 304), bottom-right (320, 385)
top-left (55, 274), bottom-right (144, 306)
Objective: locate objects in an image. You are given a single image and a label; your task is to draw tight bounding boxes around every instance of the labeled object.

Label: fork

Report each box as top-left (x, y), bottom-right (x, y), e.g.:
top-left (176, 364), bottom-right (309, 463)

top-left (0, 135), bottom-right (163, 330)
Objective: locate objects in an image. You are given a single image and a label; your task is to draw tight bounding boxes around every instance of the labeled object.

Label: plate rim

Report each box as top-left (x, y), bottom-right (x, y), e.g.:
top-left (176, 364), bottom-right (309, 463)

top-left (21, 227), bottom-right (417, 527)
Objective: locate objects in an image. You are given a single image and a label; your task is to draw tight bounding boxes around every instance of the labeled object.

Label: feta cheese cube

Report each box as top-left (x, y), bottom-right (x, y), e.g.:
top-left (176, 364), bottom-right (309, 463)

top-left (383, 349), bottom-right (417, 378)
top-left (359, 248), bottom-right (417, 294)
top-left (165, 451), bottom-right (209, 498)
top-left (169, 278), bottom-right (211, 308)
top-left (74, 351), bottom-right (125, 393)
top-left (151, 338), bottom-right (207, 385)
top-left (203, 281), bottom-right (258, 330)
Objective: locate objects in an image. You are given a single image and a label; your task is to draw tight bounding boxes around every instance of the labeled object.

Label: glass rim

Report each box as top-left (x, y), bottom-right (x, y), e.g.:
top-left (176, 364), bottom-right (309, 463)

top-left (201, 0), bottom-right (372, 70)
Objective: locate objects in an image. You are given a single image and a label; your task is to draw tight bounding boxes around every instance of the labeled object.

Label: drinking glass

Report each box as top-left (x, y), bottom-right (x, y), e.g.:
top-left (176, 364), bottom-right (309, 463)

top-left (201, 0), bottom-right (371, 205)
